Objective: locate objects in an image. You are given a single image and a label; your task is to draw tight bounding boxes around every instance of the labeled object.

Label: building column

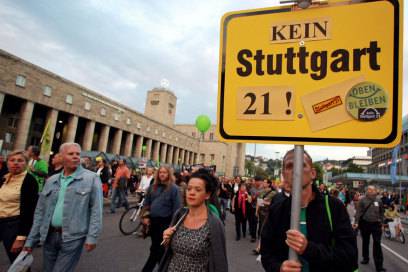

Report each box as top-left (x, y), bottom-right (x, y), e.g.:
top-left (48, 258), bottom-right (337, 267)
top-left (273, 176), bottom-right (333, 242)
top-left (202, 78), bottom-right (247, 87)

top-left (64, 115), bottom-right (78, 143)
top-left (160, 143), bottom-right (168, 163)
top-left (14, 100), bottom-right (34, 150)
top-left (187, 151), bottom-right (191, 165)
top-left (82, 120), bottom-right (95, 151)
top-left (152, 141), bottom-right (160, 162)
top-left (98, 125), bottom-right (110, 152)
top-left (173, 147), bottom-right (179, 165)
top-left (112, 129), bottom-right (123, 155)
top-left (0, 92), bottom-right (5, 114)
top-left (188, 151), bottom-right (193, 165)
top-left (145, 138), bottom-right (152, 160)
top-left (134, 135), bottom-right (143, 158)
top-left (180, 149), bottom-right (185, 165)
top-left (185, 151), bottom-right (190, 165)
top-left (167, 145), bottom-right (174, 164)
top-left (124, 133), bottom-right (134, 157)
top-left (42, 109), bottom-right (58, 162)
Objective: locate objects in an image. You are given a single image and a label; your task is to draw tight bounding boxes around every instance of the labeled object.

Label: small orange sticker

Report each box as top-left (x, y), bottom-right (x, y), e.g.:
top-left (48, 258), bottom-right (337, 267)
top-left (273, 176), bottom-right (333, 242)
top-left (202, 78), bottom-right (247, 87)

top-left (312, 96), bottom-right (342, 114)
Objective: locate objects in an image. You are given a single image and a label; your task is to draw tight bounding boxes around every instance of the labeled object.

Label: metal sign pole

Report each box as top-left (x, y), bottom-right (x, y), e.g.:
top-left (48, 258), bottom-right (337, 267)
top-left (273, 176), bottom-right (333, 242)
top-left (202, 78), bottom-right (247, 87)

top-left (288, 145), bottom-right (304, 260)
top-left (282, 0), bottom-right (316, 259)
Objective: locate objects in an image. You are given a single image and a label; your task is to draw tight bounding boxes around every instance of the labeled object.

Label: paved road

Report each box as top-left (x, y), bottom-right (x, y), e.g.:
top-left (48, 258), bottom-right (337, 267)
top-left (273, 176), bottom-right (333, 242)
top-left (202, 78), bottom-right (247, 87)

top-left (1, 208), bottom-right (407, 271)
top-left (0, 208), bottom-right (263, 272)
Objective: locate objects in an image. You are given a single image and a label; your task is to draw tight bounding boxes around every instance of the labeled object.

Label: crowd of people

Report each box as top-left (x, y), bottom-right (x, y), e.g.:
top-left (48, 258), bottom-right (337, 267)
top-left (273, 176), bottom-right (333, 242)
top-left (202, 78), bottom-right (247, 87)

top-left (1, 142), bottom-right (407, 272)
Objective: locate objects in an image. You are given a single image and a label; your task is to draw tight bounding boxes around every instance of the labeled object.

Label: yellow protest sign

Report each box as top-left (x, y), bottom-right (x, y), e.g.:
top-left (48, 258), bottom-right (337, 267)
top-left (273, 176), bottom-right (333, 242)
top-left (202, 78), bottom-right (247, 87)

top-left (217, 0), bottom-right (403, 147)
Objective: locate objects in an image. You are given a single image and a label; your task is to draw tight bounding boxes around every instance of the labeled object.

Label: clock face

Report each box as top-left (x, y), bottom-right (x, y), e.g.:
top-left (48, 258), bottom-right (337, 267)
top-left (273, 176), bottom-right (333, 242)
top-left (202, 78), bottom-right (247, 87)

top-left (160, 78), bottom-right (170, 89)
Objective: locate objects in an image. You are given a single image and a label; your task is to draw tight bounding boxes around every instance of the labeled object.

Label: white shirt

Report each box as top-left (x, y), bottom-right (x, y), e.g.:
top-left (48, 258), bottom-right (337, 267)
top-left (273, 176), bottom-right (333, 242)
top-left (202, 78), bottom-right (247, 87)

top-left (139, 175), bottom-right (153, 191)
top-left (233, 183), bottom-right (239, 193)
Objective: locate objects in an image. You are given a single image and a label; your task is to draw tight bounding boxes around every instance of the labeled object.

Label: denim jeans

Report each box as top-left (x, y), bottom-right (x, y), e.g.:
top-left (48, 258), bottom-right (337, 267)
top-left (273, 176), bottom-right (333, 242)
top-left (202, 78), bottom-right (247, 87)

top-left (110, 187), bottom-right (129, 213)
top-left (220, 198), bottom-right (229, 221)
top-left (43, 232), bottom-right (85, 272)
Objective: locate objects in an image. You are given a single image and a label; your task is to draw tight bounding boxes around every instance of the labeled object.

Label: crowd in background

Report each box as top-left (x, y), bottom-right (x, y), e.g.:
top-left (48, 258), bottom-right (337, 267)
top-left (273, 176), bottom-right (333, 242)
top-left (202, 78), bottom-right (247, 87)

top-left (1, 143), bottom-right (408, 272)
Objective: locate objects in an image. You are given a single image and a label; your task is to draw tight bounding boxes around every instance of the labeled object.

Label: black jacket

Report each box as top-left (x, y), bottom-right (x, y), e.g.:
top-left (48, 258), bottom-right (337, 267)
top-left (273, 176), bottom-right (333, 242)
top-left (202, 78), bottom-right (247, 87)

top-left (261, 187), bottom-right (358, 272)
top-left (0, 172), bottom-right (39, 236)
top-left (233, 191), bottom-right (251, 219)
top-left (99, 166), bottom-right (111, 184)
top-left (158, 207), bottom-right (228, 272)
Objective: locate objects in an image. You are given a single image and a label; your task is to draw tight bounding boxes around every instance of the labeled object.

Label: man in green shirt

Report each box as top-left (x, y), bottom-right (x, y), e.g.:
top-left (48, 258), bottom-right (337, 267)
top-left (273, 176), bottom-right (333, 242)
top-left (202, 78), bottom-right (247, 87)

top-left (26, 145), bottom-right (48, 192)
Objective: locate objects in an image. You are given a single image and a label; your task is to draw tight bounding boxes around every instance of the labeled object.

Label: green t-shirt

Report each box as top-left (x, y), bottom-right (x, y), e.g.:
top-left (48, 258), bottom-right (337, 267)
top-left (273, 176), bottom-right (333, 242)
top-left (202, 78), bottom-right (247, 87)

top-left (51, 170), bottom-right (77, 227)
top-left (29, 159), bottom-right (48, 192)
top-left (300, 208), bottom-right (309, 272)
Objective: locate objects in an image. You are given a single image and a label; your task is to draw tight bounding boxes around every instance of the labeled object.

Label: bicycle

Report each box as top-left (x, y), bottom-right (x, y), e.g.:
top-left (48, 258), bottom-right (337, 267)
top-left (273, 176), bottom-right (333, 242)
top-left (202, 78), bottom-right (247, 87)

top-left (383, 217), bottom-right (405, 244)
top-left (119, 192), bottom-right (145, 235)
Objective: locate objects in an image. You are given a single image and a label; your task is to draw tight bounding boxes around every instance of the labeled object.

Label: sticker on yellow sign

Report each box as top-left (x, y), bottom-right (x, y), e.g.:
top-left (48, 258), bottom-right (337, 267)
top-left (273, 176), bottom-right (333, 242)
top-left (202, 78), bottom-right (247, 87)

top-left (236, 86), bottom-right (294, 120)
top-left (312, 96), bottom-right (342, 114)
top-left (346, 82), bottom-right (388, 122)
top-left (301, 76), bottom-right (364, 132)
top-left (217, 0), bottom-right (402, 147)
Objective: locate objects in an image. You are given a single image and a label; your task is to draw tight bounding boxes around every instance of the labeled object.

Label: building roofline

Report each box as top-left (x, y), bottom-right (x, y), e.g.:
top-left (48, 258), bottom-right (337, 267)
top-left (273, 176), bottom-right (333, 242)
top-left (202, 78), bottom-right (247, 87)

top-left (148, 88), bottom-right (177, 98)
top-left (0, 49), bottom-right (197, 140)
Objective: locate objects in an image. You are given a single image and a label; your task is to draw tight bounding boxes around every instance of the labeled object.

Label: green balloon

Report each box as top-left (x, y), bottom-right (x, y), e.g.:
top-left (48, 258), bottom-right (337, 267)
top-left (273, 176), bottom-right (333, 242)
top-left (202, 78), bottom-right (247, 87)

top-left (142, 145), bottom-right (147, 151)
top-left (195, 115), bottom-right (211, 133)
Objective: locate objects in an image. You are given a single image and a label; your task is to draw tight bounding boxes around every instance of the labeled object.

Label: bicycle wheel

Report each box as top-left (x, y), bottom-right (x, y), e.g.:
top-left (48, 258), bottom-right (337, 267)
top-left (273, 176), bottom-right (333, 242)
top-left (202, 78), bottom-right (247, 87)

top-left (398, 232), bottom-right (405, 244)
top-left (119, 206), bottom-right (142, 235)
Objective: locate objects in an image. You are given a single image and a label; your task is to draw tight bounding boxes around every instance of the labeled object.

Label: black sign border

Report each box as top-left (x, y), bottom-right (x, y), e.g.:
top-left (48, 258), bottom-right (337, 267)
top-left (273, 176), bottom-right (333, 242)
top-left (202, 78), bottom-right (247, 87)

top-left (218, 0), bottom-right (400, 145)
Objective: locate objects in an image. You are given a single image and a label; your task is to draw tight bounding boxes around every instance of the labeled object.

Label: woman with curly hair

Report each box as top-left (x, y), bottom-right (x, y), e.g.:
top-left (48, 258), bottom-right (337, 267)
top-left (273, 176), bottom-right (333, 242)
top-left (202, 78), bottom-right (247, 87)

top-left (159, 169), bottom-right (228, 272)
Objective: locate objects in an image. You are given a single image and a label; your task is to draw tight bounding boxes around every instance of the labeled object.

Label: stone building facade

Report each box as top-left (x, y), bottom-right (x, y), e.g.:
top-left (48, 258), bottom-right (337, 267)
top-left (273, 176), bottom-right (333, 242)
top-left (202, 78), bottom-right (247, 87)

top-left (368, 115), bottom-right (408, 176)
top-left (175, 124), bottom-right (245, 177)
top-left (144, 89), bottom-right (177, 127)
top-left (0, 49), bottom-right (245, 177)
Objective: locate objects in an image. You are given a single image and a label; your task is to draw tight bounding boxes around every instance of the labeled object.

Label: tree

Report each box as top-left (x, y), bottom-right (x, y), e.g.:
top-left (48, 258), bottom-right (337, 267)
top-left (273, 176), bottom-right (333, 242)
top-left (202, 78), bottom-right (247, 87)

top-left (245, 160), bottom-right (255, 176)
top-left (345, 163), bottom-right (364, 173)
top-left (331, 167), bottom-right (343, 176)
top-left (266, 159), bottom-right (281, 178)
top-left (255, 167), bottom-right (268, 179)
top-left (313, 162), bottom-right (323, 183)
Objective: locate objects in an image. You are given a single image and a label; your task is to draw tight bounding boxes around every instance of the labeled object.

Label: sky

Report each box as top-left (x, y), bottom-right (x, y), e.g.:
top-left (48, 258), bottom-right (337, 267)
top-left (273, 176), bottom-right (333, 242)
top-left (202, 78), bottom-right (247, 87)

top-left (0, 0), bottom-right (406, 161)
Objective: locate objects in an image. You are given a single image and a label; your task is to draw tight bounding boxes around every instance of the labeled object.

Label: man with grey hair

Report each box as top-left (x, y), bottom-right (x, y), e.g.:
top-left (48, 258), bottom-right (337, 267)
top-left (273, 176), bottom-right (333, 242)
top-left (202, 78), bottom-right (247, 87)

top-left (23, 142), bottom-right (103, 272)
top-left (354, 185), bottom-right (386, 272)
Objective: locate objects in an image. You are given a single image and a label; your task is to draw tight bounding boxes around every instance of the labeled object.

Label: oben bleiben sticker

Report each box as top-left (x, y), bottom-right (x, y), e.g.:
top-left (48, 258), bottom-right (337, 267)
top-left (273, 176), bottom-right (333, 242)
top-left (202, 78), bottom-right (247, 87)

top-left (346, 81), bottom-right (388, 122)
